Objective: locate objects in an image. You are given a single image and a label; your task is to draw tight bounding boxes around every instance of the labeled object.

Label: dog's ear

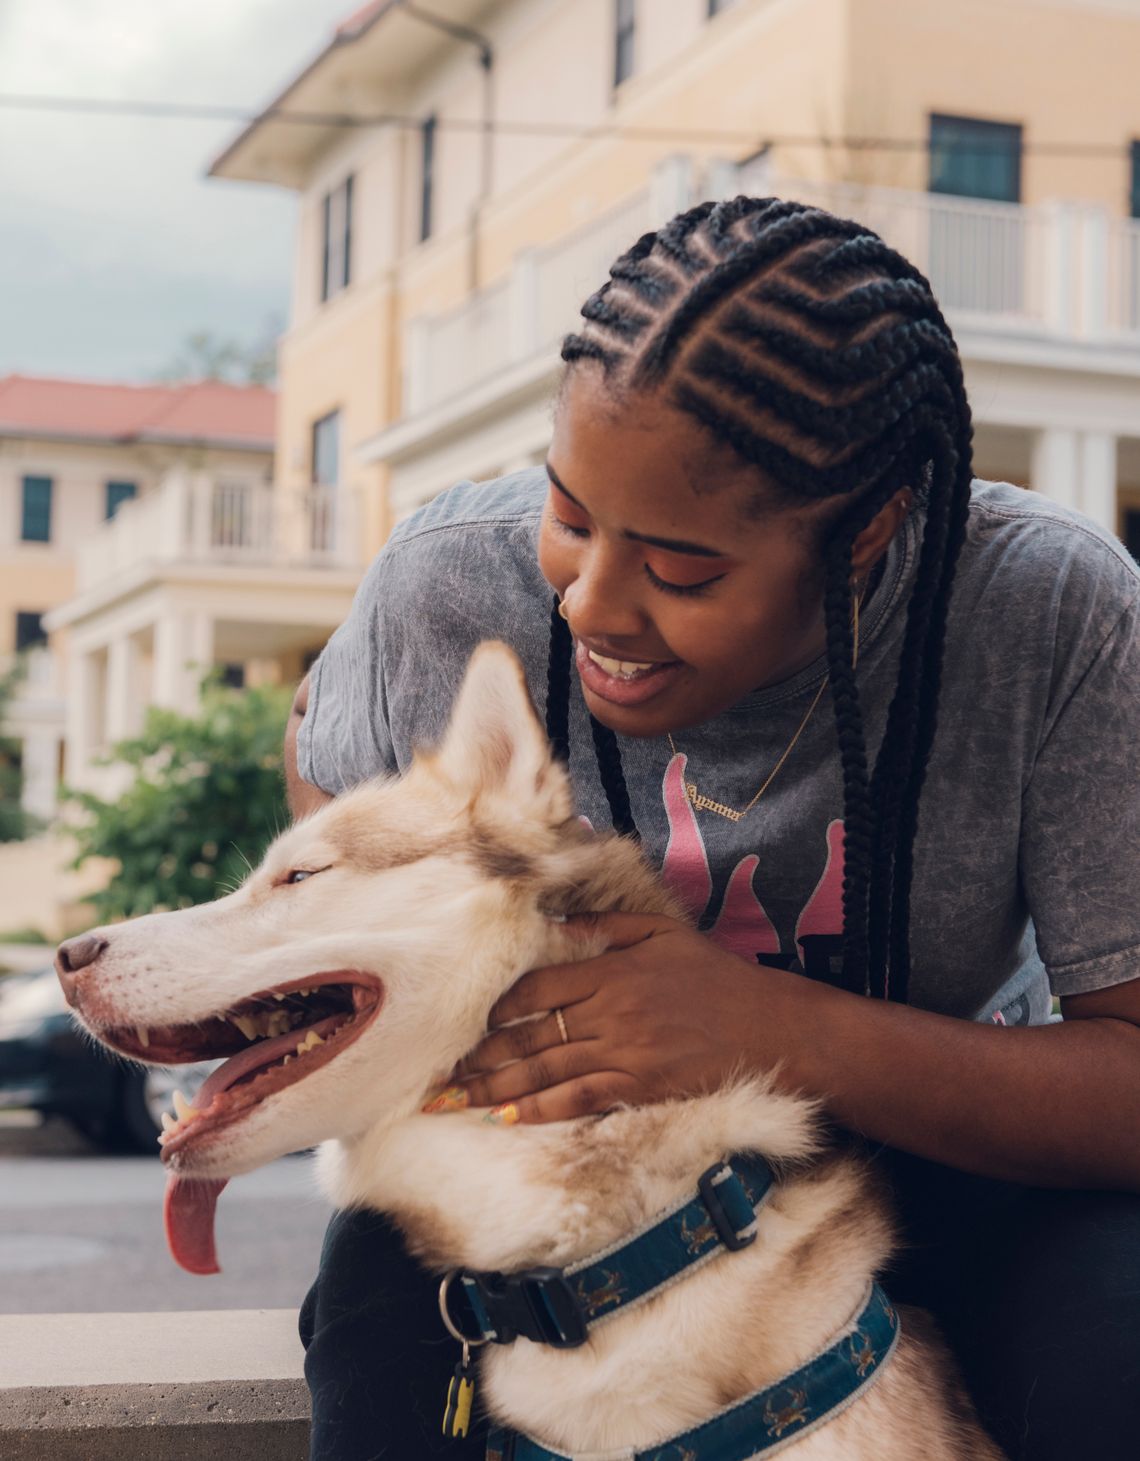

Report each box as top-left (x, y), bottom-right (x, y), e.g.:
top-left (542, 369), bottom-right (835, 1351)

top-left (435, 642), bottom-right (572, 822)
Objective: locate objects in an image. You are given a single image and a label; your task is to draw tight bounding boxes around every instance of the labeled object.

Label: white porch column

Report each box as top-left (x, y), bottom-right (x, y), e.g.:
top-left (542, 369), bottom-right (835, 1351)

top-left (65, 650), bottom-right (100, 786)
top-left (21, 731), bottom-right (61, 823)
top-left (154, 613), bottom-right (214, 714)
top-left (1031, 427), bottom-right (1080, 510)
top-left (1078, 431), bottom-right (1118, 534)
top-left (105, 634), bottom-right (141, 744)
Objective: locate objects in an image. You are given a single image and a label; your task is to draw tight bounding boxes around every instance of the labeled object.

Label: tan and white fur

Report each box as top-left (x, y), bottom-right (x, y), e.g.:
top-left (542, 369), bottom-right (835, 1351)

top-left (62, 643), bottom-right (1003, 1460)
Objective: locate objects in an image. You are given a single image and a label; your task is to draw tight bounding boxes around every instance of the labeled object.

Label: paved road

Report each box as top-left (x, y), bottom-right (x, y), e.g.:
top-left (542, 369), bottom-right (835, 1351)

top-left (0, 1113), bottom-right (333, 1313)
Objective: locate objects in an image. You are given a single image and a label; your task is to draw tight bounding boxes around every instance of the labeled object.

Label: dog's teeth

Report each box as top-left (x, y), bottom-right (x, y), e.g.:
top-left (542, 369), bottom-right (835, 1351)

top-left (272, 993), bottom-right (286, 1002)
top-left (296, 1030), bottom-right (324, 1055)
top-left (172, 1090), bottom-right (198, 1121)
top-left (283, 1054), bottom-right (294, 1065)
top-left (230, 1014), bottom-right (259, 1040)
top-left (135, 1025), bottom-right (150, 1049)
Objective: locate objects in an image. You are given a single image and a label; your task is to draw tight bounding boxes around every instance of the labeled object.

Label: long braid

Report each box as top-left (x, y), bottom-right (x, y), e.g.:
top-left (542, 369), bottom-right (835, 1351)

top-left (544, 598), bottom-right (572, 766)
top-left (558, 195), bottom-right (974, 997)
top-left (589, 715), bottom-right (639, 840)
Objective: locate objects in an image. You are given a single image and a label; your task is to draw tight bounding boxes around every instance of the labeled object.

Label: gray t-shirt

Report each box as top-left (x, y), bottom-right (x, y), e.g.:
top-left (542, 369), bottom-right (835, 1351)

top-left (298, 468), bottom-right (1140, 1025)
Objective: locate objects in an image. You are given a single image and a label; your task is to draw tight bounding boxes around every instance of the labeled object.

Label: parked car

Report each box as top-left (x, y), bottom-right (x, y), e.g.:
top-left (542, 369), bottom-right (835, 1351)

top-left (0, 966), bottom-right (217, 1152)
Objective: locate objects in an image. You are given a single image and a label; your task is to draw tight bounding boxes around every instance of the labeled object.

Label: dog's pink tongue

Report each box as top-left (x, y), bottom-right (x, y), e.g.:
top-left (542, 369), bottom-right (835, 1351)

top-left (164, 1175), bottom-right (228, 1275)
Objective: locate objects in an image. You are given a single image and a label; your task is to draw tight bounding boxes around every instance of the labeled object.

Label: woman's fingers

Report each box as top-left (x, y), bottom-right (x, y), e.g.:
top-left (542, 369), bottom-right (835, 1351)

top-left (492, 1071), bottom-right (641, 1125)
top-left (458, 1038), bottom-right (606, 1107)
top-left (459, 1008), bottom-right (577, 1075)
top-left (486, 962), bottom-right (597, 1028)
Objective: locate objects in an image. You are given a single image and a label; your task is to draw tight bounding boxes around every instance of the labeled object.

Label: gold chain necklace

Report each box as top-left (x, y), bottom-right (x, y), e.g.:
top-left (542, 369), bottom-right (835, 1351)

top-left (666, 590), bottom-right (863, 824)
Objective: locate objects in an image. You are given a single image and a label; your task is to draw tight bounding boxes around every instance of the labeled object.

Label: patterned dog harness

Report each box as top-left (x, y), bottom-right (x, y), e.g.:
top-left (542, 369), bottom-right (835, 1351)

top-left (435, 1153), bottom-right (902, 1458)
top-left (485, 1283), bottom-right (900, 1460)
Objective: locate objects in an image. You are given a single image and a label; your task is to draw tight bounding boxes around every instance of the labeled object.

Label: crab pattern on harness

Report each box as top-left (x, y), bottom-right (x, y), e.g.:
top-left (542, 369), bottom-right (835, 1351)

top-left (679, 1210), bottom-right (718, 1256)
top-left (647, 1444), bottom-right (698, 1461)
top-left (574, 1268), bottom-right (627, 1319)
top-left (764, 1385), bottom-right (811, 1438)
top-left (849, 1327), bottom-right (881, 1379)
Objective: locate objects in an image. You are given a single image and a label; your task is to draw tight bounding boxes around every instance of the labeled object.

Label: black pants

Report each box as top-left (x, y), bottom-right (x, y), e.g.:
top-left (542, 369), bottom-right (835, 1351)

top-left (299, 1151), bottom-right (1140, 1461)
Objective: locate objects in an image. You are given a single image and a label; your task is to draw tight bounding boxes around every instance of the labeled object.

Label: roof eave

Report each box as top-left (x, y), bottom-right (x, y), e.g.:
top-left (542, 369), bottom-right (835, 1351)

top-left (207, 0), bottom-right (401, 189)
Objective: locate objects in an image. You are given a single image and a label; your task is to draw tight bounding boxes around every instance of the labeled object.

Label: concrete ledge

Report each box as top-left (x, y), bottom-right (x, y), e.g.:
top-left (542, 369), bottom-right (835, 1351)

top-left (0, 1310), bottom-right (309, 1460)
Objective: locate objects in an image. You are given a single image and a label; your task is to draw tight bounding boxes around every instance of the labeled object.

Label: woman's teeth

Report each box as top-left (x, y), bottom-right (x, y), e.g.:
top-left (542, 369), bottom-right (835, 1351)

top-left (587, 649), bottom-right (657, 678)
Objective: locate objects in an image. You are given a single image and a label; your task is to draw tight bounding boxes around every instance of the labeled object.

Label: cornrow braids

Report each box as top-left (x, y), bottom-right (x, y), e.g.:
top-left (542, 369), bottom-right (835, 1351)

top-left (558, 195), bottom-right (975, 999)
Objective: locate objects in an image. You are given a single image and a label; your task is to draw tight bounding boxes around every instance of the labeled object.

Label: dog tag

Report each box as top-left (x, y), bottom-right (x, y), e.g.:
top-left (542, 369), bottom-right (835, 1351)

top-left (442, 1343), bottom-right (475, 1439)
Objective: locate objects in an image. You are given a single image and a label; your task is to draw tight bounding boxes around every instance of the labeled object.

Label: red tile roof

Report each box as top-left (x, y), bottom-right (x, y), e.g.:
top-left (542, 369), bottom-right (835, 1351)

top-left (336, 1), bottom-right (391, 38)
top-left (0, 375), bottom-right (276, 451)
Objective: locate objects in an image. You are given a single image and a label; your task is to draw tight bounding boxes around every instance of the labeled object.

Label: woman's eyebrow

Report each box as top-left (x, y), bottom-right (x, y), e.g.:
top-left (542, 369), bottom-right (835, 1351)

top-left (545, 460), bottom-right (732, 560)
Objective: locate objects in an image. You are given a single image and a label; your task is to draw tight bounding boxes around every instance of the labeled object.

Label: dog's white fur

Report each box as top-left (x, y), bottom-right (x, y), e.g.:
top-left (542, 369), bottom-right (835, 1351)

top-left (69, 643), bottom-right (1002, 1459)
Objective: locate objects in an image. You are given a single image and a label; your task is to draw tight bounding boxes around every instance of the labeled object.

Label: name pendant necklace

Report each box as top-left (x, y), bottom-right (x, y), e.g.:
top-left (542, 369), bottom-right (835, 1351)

top-left (666, 589), bottom-right (863, 824)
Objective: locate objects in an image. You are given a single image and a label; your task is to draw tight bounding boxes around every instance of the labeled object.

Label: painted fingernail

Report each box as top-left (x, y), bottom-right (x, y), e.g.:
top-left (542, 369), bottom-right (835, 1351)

top-left (482, 1102), bottom-right (520, 1127)
top-left (421, 1085), bottom-right (470, 1114)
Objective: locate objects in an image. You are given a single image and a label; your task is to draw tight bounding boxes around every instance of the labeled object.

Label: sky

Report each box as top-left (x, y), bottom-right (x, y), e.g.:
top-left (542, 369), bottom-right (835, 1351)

top-left (0, 0), bottom-right (351, 382)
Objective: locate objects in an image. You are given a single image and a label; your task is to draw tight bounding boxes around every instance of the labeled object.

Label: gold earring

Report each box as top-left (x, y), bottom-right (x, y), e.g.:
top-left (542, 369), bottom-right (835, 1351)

top-left (557, 600), bottom-right (570, 621)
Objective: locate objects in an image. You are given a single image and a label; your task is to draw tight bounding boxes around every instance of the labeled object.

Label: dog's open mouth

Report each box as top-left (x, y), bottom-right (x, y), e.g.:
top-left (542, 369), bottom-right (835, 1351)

top-left (97, 970), bottom-right (382, 1276)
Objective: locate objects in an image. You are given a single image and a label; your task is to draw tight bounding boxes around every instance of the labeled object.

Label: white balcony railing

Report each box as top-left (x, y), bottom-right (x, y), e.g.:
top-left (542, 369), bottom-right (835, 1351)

top-left (75, 474), bottom-right (364, 594)
top-left (1109, 216), bottom-right (1140, 337)
top-left (406, 188), bottom-right (654, 415)
top-left (403, 173), bottom-right (1140, 421)
top-left (777, 180), bottom-right (1050, 328)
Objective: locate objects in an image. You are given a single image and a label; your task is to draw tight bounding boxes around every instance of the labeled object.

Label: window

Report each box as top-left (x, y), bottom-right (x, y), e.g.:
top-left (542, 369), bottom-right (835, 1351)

top-left (320, 175), bottom-right (354, 302)
top-left (15, 612), bottom-right (45, 652)
top-left (420, 116), bottom-right (437, 243)
top-left (311, 411), bottom-right (341, 487)
top-left (929, 114), bottom-right (1022, 203)
top-left (1131, 141), bottom-right (1140, 220)
top-left (614, 0), bottom-right (636, 87)
top-left (20, 476), bottom-right (53, 542)
top-left (105, 480), bottom-right (137, 520)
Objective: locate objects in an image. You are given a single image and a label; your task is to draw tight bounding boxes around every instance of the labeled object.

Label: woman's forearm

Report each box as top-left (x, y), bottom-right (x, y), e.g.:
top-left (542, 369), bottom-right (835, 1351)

top-left (754, 967), bottom-right (1140, 1191)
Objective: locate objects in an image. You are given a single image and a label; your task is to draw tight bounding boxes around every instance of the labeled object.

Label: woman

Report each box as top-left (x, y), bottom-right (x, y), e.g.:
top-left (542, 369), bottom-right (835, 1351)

top-left (289, 198), bottom-right (1140, 1460)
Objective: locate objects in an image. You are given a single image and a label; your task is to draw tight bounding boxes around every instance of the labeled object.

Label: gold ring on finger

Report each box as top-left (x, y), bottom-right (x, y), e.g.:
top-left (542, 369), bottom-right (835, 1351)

top-left (554, 1007), bottom-right (570, 1045)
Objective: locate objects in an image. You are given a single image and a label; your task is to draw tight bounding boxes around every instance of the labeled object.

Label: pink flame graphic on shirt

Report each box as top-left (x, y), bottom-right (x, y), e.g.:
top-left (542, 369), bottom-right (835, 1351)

top-left (794, 818), bottom-right (845, 961)
top-left (661, 754), bottom-right (780, 958)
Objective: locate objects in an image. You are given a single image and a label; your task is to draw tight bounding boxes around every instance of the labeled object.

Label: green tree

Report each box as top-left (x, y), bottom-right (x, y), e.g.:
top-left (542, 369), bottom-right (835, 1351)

top-left (0, 662), bottom-right (30, 842)
top-left (155, 318), bottom-right (280, 387)
top-left (66, 679), bottom-right (293, 922)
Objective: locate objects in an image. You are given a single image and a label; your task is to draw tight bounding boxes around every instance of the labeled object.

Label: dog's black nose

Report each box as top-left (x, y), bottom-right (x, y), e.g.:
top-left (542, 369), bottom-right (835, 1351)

top-left (56, 934), bottom-right (108, 1005)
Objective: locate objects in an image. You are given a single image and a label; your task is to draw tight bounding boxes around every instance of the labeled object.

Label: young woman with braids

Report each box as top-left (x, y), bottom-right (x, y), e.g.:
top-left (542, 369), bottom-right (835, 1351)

top-left (287, 198), bottom-right (1140, 1460)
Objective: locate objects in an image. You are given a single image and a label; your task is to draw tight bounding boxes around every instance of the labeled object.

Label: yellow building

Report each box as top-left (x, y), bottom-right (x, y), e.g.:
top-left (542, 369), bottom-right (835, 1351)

top-left (208, 0), bottom-right (1140, 550)
top-left (0, 375), bottom-right (275, 819)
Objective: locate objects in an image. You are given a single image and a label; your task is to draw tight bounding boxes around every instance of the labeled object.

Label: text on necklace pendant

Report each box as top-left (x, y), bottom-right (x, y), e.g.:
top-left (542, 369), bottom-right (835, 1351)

top-left (685, 782), bottom-right (744, 822)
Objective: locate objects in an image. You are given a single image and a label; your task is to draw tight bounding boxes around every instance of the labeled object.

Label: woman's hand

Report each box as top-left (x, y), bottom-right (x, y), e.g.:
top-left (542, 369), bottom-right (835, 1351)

top-left (449, 912), bottom-right (779, 1122)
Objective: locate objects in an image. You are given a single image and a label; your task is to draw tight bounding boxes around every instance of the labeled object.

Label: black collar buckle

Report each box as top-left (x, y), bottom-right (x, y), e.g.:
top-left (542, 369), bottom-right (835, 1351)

top-left (454, 1265), bottom-right (590, 1349)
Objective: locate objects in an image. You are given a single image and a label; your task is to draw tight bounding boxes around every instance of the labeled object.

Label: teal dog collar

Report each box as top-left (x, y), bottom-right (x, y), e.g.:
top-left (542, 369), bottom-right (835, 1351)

top-left (443, 1153), bottom-right (775, 1350)
top-left (486, 1281), bottom-right (900, 1460)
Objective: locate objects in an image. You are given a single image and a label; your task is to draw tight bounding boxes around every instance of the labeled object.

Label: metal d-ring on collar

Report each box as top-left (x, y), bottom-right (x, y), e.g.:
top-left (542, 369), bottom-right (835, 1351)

top-left (440, 1270), bottom-right (492, 1348)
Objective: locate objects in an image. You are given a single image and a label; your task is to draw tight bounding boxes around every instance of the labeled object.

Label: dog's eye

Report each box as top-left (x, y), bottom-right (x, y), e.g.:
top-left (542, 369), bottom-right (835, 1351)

top-left (284, 867), bottom-right (329, 885)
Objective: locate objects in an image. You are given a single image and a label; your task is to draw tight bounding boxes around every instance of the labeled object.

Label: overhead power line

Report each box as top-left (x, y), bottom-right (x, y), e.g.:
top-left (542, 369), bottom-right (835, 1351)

top-left (0, 92), bottom-right (1132, 158)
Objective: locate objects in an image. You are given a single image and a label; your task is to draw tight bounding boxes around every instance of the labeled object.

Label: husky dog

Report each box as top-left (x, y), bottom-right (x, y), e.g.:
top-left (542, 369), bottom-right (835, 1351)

top-left (57, 643), bottom-right (1002, 1460)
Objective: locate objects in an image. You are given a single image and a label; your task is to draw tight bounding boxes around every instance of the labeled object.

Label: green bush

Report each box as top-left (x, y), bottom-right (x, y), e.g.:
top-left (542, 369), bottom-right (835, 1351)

top-left (66, 679), bottom-right (293, 922)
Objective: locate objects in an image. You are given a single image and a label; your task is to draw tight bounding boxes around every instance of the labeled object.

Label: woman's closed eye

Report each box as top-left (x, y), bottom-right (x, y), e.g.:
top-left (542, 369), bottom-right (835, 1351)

top-left (644, 562), bottom-right (726, 597)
